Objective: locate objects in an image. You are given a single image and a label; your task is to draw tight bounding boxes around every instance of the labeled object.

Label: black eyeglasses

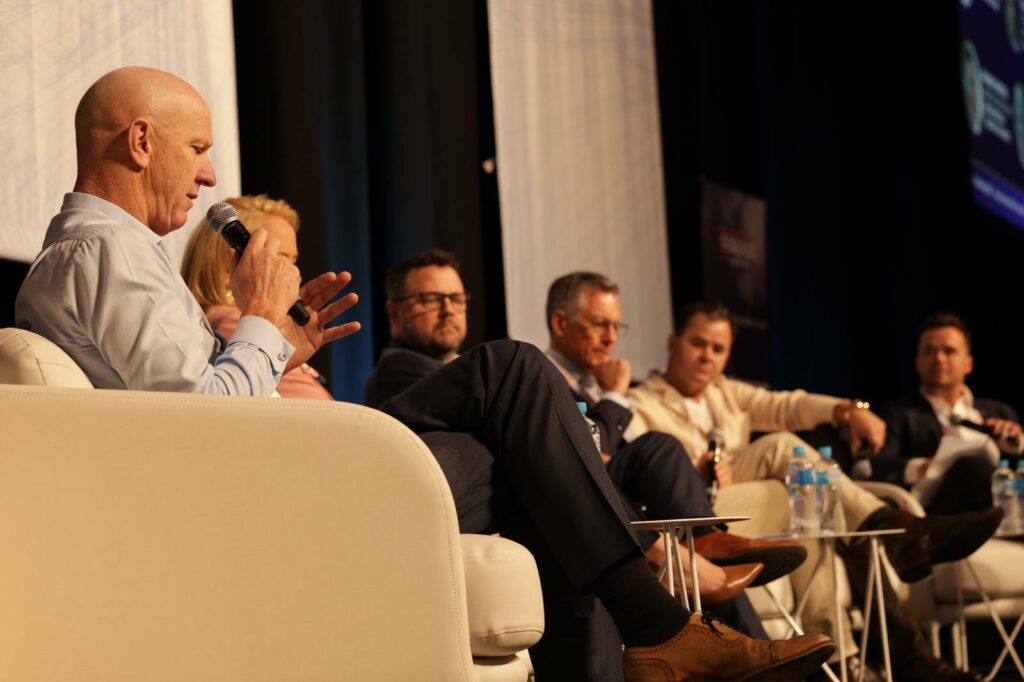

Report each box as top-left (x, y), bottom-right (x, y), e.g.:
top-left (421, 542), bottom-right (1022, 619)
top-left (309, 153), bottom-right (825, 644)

top-left (394, 291), bottom-right (471, 310)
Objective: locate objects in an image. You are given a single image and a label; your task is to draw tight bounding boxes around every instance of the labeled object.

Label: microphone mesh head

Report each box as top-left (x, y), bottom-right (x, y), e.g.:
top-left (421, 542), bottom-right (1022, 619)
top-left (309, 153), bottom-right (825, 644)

top-left (851, 458), bottom-right (873, 480)
top-left (206, 202), bottom-right (239, 234)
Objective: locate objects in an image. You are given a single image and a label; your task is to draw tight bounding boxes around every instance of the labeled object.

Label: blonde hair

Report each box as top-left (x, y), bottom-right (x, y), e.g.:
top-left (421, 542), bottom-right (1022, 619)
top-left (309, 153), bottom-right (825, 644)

top-left (182, 195), bottom-right (301, 309)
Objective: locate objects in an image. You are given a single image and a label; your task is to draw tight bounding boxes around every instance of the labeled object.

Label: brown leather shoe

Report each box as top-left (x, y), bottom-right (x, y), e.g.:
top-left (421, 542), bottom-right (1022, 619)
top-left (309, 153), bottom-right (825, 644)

top-left (693, 532), bottom-right (808, 586)
top-left (623, 612), bottom-right (835, 681)
top-left (694, 563), bottom-right (763, 607)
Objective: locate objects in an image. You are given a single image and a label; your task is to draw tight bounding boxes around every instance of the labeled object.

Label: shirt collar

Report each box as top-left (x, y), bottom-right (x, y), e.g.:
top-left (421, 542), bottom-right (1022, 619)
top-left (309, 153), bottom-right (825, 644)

top-left (546, 348), bottom-right (599, 396)
top-left (52, 192), bottom-right (163, 247)
top-left (547, 348), bottom-right (589, 382)
top-left (920, 384), bottom-right (976, 419)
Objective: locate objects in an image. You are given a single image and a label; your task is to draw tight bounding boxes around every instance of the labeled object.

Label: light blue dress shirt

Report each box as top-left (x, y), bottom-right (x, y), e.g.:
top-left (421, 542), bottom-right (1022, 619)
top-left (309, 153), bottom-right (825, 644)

top-left (15, 192), bottom-right (293, 395)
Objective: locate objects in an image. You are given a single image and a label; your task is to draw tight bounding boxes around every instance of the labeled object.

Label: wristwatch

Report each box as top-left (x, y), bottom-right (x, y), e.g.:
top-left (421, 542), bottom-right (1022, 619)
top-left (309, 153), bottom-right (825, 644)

top-left (838, 399), bottom-right (870, 425)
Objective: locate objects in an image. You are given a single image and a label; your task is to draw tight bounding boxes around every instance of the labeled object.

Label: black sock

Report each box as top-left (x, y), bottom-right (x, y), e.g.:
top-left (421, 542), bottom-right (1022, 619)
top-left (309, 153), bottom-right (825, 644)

top-left (589, 554), bottom-right (691, 647)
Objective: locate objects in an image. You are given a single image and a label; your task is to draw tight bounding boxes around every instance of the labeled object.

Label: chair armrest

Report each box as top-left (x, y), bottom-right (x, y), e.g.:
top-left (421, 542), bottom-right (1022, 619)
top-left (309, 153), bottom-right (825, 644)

top-left (461, 534), bottom-right (544, 657)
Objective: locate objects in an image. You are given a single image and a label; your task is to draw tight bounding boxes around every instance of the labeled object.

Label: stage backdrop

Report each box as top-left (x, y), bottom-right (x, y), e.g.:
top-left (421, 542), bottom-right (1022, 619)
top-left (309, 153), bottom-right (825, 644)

top-left (488, 0), bottom-right (673, 377)
top-left (0, 0), bottom-right (241, 267)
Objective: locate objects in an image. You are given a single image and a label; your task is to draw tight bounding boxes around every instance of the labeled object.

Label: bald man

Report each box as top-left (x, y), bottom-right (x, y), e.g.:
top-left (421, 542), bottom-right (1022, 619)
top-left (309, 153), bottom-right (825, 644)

top-left (16, 67), bottom-right (358, 393)
top-left (16, 68), bottom-right (836, 680)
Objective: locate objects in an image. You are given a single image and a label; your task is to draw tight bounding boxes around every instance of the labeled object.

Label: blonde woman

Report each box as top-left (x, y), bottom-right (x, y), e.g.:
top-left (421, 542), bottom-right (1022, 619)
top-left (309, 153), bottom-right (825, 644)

top-left (182, 195), bottom-right (332, 400)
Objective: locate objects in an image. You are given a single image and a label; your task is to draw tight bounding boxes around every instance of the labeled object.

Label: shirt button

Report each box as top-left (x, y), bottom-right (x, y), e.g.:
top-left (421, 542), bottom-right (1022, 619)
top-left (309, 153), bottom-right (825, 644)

top-left (277, 352), bottom-right (287, 362)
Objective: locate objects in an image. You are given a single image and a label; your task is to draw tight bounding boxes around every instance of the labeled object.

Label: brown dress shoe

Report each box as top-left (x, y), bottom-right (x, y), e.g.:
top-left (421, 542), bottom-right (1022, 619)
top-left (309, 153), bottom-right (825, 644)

top-left (623, 612), bottom-right (835, 681)
top-left (694, 563), bottom-right (763, 607)
top-left (693, 532), bottom-right (808, 586)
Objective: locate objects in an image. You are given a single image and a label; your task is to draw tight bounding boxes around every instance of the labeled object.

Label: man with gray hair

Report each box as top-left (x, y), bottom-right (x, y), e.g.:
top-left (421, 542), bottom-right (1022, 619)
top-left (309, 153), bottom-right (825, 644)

top-left (544, 272), bottom-right (809, 597)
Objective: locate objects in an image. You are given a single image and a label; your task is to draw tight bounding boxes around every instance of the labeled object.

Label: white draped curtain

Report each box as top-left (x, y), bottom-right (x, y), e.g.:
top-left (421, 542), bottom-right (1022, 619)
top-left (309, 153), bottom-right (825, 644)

top-left (0, 0), bottom-right (241, 267)
top-left (487, 0), bottom-right (673, 377)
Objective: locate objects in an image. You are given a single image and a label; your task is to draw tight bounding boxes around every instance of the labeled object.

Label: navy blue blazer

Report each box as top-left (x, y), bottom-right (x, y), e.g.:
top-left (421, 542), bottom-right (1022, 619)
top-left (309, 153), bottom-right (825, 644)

top-left (873, 392), bottom-right (1018, 485)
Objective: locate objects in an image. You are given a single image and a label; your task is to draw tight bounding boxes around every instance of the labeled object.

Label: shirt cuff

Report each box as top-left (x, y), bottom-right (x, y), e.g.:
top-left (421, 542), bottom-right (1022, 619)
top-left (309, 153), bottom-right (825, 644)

top-left (602, 391), bottom-right (633, 411)
top-left (903, 457), bottom-right (931, 485)
top-left (234, 315), bottom-right (295, 375)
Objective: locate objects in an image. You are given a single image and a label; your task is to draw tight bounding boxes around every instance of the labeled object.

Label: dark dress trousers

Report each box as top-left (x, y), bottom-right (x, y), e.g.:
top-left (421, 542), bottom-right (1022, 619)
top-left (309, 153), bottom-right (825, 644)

top-left (876, 393), bottom-right (1019, 514)
top-left (366, 342), bottom-right (766, 681)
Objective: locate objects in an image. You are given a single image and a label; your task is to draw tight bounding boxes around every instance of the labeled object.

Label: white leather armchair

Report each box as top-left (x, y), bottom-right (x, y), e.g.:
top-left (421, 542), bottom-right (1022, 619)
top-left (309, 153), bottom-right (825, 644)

top-left (0, 328), bottom-right (544, 681)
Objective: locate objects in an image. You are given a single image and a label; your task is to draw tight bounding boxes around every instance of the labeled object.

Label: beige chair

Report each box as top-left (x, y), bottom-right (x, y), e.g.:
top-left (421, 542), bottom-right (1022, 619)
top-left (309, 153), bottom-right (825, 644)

top-left (0, 328), bottom-right (543, 681)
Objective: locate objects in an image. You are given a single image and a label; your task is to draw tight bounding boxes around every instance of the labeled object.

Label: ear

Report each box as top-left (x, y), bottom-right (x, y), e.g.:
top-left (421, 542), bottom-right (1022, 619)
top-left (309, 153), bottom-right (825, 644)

top-left (386, 300), bottom-right (402, 337)
top-left (550, 309), bottom-right (569, 338)
top-left (127, 117), bottom-right (153, 169)
top-left (965, 353), bottom-right (974, 377)
top-left (667, 332), bottom-right (675, 352)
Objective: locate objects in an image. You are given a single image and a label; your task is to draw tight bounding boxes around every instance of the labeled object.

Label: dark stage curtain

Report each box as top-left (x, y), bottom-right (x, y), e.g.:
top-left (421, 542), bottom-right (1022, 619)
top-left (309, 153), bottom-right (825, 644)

top-left (653, 1), bottom-right (1023, 412)
top-left (232, 0), bottom-right (504, 403)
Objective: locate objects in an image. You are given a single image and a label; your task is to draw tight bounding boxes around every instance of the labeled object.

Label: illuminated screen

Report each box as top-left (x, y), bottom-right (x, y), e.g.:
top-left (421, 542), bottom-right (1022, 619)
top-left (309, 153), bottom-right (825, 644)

top-left (957, 0), bottom-right (1024, 229)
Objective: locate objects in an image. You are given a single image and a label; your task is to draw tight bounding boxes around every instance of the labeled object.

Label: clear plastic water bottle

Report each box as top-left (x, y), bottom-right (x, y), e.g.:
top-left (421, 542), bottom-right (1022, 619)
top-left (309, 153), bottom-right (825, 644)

top-left (991, 459), bottom-right (1018, 535)
top-left (577, 402), bottom-right (601, 455)
top-left (814, 446), bottom-right (846, 533)
top-left (786, 446), bottom-right (820, 535)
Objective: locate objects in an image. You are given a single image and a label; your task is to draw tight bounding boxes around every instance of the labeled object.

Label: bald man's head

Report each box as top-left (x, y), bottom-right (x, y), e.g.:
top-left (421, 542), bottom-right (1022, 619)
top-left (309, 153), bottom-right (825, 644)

top-left (74, 67), bottom-right (217, 236)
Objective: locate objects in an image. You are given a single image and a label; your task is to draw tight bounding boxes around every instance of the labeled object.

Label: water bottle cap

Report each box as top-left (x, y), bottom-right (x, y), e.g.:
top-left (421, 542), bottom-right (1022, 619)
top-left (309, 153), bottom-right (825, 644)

top-left (576, 401), bottom-right (588, 415)
top-left (793, 446), bottom-right (806, 456)
top-left (819, 446), bottom-right (833, 458)
top-left (998, 459), bottom-right (1009, 468)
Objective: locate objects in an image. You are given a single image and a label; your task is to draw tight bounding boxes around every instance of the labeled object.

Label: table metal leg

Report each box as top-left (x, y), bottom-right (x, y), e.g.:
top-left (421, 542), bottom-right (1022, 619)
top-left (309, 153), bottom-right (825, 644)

top-left (669, 526), bottom-right (690, 612)
top-left (955, 560), bottom-right (969, 670)
top-left (869, 537), bottom-right (893, 681)
top-left (760, 584), bottom-right (840, 682)
top-left (662, 528), bottom-right (675, 598)
top-left (857, 542), bottom-right (876, 678)
top-left (826, 539), bottom-right (848, 682)
top-left (786, 545), bottom-right (827, 636)
top-left (963, 560), bottom-right (1024, 680)
top-left (685, 529), bottom-right (701, 613)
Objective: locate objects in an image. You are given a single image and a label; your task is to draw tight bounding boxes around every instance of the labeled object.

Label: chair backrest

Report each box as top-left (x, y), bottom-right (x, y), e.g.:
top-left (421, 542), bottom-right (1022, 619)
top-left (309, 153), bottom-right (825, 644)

top-left (0, 327), bottom-right (92, 387)
top-left (0, 384), bottom-right (476, 681)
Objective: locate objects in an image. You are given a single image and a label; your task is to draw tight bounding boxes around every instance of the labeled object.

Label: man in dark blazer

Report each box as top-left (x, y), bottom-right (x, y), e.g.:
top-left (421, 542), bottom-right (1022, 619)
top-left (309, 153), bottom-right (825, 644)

top-left (876, 313), bottom-right (1022, 514)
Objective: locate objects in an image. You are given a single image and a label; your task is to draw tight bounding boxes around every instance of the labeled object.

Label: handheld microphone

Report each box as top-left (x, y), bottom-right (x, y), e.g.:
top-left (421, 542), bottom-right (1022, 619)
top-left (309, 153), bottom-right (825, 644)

top-left (706, 428), bottom-right (724, 492)
top-left (707, 428), bottom-right (724, 463)
top-left (206, 202), bottom-right (310, 326)
top-left (950, 414), bottom-right (1020, 449)
top-left (850, 446), bottom-right (873, 480)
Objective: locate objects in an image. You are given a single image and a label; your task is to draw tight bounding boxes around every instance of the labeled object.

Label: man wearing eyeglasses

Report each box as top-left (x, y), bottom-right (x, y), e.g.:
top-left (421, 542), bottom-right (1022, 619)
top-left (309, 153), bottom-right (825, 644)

top-left (546, 272), bottom-right (636, 450)
top-left (544, 272), bottom-right (805, 573)
top-left (364, 249), bottom-right (469, 407)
